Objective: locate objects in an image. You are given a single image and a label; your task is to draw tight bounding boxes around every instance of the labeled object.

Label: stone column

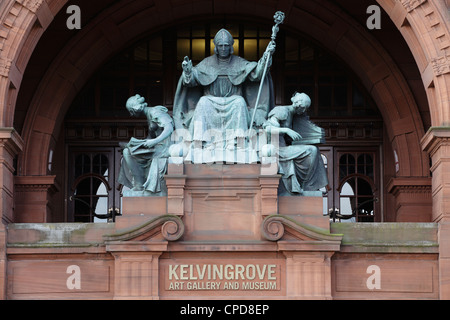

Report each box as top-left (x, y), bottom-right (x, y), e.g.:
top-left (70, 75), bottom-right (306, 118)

top-left (111, 251), bottom-right (163, 300)
top-left (14, 175), bottom-right (59, 223)
top-left (0, 128), bottom-right (23, 224)
top-left (283, 252), bottom-right (334, 299)
top-left (422, 127), bottom-right (450, 299)
top-left (386, 177), bottom-right (432, 222)
top-left (0, 223), bottom-right (6, 300)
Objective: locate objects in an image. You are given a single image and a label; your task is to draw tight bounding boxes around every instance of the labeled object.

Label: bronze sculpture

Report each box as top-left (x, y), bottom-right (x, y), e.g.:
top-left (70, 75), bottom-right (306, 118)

top-left (118, 94), bottom-right (174, 196)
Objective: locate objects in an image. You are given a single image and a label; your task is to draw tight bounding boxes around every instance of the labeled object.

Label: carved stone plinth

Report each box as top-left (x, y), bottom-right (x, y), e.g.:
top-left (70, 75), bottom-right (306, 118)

top-left (105, 215), bottom-right (184, 300)
top-left (104, 214), bottom-right (341, 300)
top-left (117, 197), bottom-right (167, 229)
top-left (178, 163), bottom-right (280, 241)
top-left (109, 162), bottom-right (339, 299)
top-left (278, 196), bottom-right (329, 230)
top-left (119, 162), bottom-right (330, 240)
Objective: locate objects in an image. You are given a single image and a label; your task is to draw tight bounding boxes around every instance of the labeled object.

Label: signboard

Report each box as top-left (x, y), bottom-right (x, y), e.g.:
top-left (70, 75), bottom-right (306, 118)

top-left (160, 259), bottom-right (285, 297)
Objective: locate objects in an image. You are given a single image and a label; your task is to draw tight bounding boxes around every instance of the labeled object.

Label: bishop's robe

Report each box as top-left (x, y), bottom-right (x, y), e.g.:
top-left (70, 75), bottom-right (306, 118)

top-left (173, 53), bottom-right (274, 151)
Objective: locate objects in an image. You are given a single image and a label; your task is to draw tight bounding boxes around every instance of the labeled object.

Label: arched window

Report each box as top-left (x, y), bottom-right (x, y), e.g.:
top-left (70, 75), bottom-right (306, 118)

top-left (67, 150), bottom-right (121, 223)
top-left (71, 174), bottom-right (110, 223)
top-left (338, 176), bottom-right (377, 222)
top-left (329, 152), bottom-right (379, 222)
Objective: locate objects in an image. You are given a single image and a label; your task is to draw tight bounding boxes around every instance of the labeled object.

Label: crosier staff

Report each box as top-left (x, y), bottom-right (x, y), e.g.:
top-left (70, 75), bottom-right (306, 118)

top-left (249, 11), bottom-right (285, 129)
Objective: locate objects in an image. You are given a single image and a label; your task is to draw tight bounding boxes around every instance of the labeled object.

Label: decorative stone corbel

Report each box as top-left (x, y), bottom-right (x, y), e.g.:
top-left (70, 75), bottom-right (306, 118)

top-left (104, 215), bottom-right (185, 242)
top-left (262, 215), bottom-right (342, 299)
top-left (261, 215), bottom-right (342, 251)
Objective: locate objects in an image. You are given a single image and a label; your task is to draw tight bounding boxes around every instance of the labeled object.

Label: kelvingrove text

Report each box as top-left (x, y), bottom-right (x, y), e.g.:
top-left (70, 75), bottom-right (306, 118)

top-left (168, 264), bottom-right (278, 281)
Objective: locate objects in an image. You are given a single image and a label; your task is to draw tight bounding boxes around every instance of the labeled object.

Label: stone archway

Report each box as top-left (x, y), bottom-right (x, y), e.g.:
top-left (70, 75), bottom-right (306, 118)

top-left (0, 0), bottom-right (448, 223)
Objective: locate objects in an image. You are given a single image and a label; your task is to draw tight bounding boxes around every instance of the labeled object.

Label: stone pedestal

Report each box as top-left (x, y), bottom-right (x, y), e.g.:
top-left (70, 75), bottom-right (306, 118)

top-left (119, 161), bottom-right (329, 240)
top-left (279, 196), bottom-right (329, 230)
top-left (108, 162), bottom-right (341, 299)
top-left (116, 197), bottom-right (167, 229)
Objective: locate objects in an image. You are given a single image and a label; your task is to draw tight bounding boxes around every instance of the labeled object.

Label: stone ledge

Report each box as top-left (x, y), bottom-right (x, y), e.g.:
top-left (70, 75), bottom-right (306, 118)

top-left (331, 222), bottom-right (438, 253)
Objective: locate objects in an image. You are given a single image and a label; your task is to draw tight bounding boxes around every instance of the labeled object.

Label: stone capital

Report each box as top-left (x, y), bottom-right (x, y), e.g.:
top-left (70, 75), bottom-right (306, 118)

top-left (0, 127), bottom-right (23, 156)
top-left (421, 127), bottom-right (450, 157)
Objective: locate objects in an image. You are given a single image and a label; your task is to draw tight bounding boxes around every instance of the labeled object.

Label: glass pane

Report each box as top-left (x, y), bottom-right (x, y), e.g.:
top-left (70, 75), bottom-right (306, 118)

top-left (321, 154), bottom-right (328, 169)
top-left (334, 85), bottom-right (347, 107)
top-left (74, 199), bottom-right (91, 223)
top-left (357, 197), bottom-right (375, 221)
top-left (149, 37), bottom-right (163, 61)
top-left (134, 44), bottom-right (148, 65)
top-left (177, 28), bottom-right (190, 37)
top-left (357, 178), bottom-right (373, 196)
top-left (244, 39), bottom-right (258, 61)
top-left (226, 24), bottom-right (239, 38)
top-left (192, 39), bottom-right (206, 61)
top-left (319, 76), bottom-right (332, 84)
top-left (75, 154), bottom-right (90, 177)
top-left (321, 186), bottom-right (328, 216)
top-left (259, 39), bottom-right (270, 57)
top-left (285, 36), bottom-right (298, 61)
top-left (96, 181), bottom-right (108, 196)
top-left (94, 196), bottom-right (108, 223)
top-left (192, 25), bottom-right (205, 37)
top-left (339, 196), bottom-right (354, 216)
top-left (352, 83), bottom-right (365, 108)
top-left (300, 75), bottom-right (314, 85)
top-left (300, 43), bottom-right (314, 62)
top-left (259, 27), bottom-right (270, 38)
top-left (100, 86), bottom-right (114, 109)
top-left (232, 41), bottom-right (239, 56)
top-left (93, 154), bottom-right (109, 176)
top-left (340, 181), bottom-right (355, 196)
top-left (210, 23), bottom-right (223, 37)
top-left (177, 39), bottom-right (190, 60)
top-left (318, 86), bottom-right (332, 107)
top-left (244, 24), bottom-right (257, 37)
top-left (210, 39), bottom-right (215, 55)
top-left (75, 178), bottom-right (92, 196)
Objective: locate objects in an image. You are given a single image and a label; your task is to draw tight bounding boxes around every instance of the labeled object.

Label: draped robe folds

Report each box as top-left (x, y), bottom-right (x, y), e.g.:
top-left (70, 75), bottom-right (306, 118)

top-left (173, 54), bottom-right (274, 151)
top-left (264, 106), bottom-right (329, 194)
top-left (118, 106), bottom-right (173, 195)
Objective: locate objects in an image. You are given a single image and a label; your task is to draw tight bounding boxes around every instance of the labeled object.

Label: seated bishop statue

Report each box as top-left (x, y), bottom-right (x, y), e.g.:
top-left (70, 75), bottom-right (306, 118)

top-left (172, 28), bottom-right (276, 163)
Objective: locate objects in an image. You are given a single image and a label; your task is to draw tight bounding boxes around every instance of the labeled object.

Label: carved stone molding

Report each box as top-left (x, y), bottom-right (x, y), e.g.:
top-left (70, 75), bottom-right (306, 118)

top-left (400, 0), bottom-right (427, 12)
top-left (431, 55), bottom-right (450, 76)
top-left (15, 0), bottom-right (43, 13)
top-left (261, 215), bottom-right (343, 251)
top-left (0, 58), bottom-right (12, 78)
top-left (104, 215), bottom-right (185, 242)
top-left (387, 177), bottom-right (432, 196)
top-left (14, 175), bottom-right (59, 193)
